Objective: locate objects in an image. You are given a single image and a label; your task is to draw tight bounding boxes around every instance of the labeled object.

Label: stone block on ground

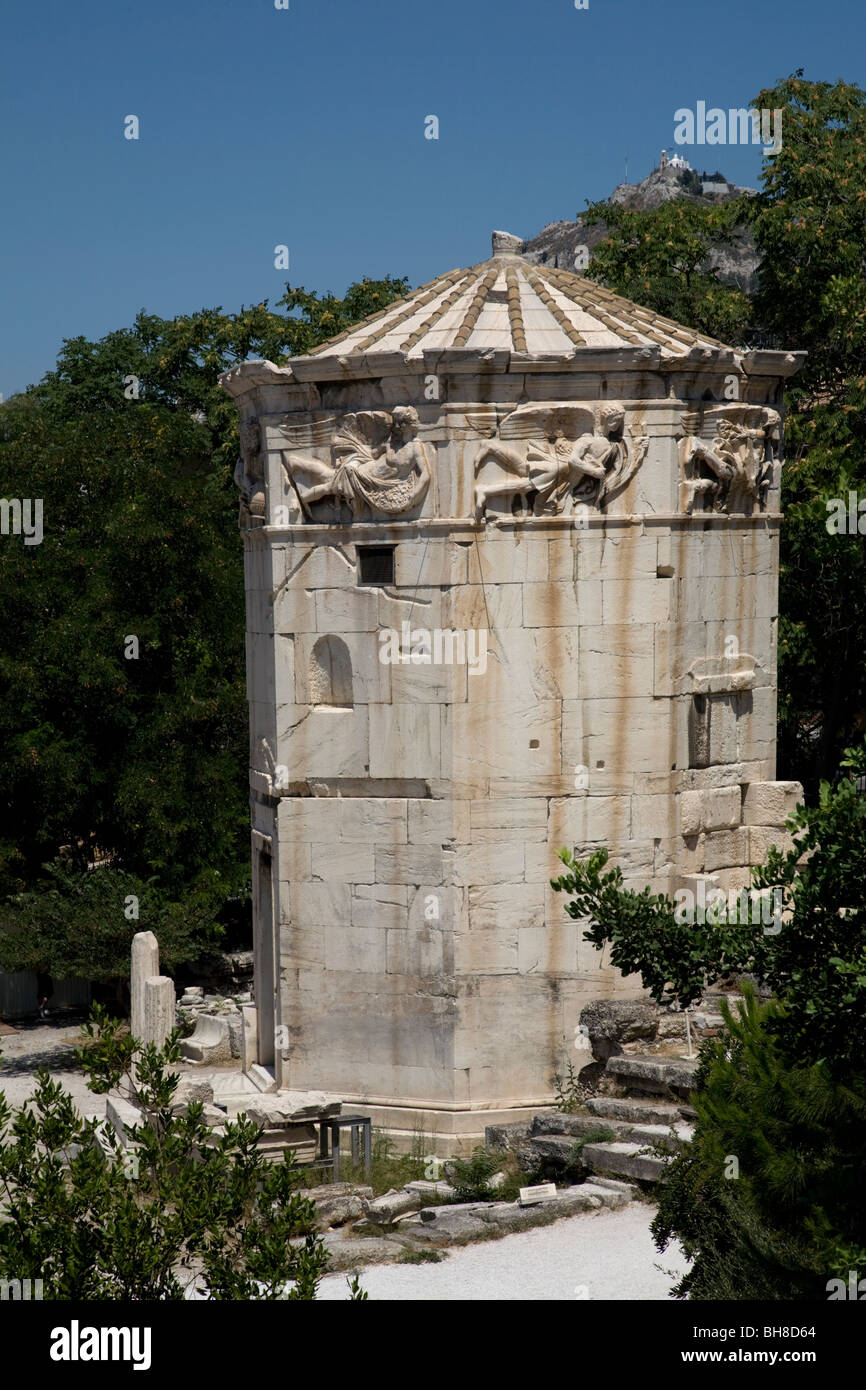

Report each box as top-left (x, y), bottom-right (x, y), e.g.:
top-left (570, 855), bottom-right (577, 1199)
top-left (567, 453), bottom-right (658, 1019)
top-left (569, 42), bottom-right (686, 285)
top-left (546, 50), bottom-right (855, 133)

top-left (579, 1000), bottom-right (658, 1062)
top-left (106, 1095), bottom-right (143, 1145)
top-left (247, 1063), bottom-right (278, 1092)
top-left (577, 1181), bottom-right (630, 1209)
top-left (530, 1111), bottom-right (619, 1139)
top-left (581, 1141), bottom-right (669, 1183)
top-left (587, 1175), bottom-right (639, 1200)
top-left (404, 1179), bottom-right (456, 1200)
top-left (179, 1014), bottom-right (234, 1065)
top-left (586, 1095), bottom-right (684, 1126)
top-left (242, 1092), bottom-right (341, 1126)
top-left (605, 1055), bottom-right (698, 1096)
top-left (299, 1182), bottom-right (374, 1229)
top-left (406, 1210), bottom-right (492, 1244)
top-left (528, 1134), bottom-right (583, 1166)
top-left (484, 1120), bottom-right (531, 1151)
top-left (318, 1230), bottom-right (404, 1271)
top-left (173, 1079), bottom-right (215, 1107)
top-left (365, 1188), bottom-right (423, 1223)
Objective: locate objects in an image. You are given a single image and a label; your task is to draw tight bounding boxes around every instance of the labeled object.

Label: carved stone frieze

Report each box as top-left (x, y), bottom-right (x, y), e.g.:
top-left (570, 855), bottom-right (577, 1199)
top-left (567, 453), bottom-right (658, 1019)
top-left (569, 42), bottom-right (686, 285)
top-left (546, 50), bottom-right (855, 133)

top-left (471, 402), bottom-right (647, 519)
top-left (680, 404), bottom-right (781, 516)
top-left (234, 418), bottom-right (266, 524)
top-left (276, 407), bottom-right (430, 522)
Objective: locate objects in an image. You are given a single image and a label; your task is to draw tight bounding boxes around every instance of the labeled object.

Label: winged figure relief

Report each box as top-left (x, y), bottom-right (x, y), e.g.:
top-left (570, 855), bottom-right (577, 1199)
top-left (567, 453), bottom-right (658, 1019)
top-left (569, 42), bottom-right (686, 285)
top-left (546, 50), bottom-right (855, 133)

top-left (472, 402), bottom-right (648, 520)
top-left (278, 409), bottom-right (431, 520)
top-left (681, 406), bottom-right (780, 516)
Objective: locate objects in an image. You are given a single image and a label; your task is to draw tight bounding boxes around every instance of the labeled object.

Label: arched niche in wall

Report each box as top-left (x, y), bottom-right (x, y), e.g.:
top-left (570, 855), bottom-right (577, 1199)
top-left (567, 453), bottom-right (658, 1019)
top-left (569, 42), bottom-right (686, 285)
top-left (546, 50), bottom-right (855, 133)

top-left (309, 635), bottom-right (353, 708)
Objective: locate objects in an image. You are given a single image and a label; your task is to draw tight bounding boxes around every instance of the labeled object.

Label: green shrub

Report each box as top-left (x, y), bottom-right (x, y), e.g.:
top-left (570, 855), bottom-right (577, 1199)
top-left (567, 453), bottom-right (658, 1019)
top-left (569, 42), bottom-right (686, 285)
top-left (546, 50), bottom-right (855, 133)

top-left (447, 1146), bottom-right (506, 1202)
top-left (0, 1006), bottom-right (329, 1299)
top-left (653, 987), bottom-right (866, 1300)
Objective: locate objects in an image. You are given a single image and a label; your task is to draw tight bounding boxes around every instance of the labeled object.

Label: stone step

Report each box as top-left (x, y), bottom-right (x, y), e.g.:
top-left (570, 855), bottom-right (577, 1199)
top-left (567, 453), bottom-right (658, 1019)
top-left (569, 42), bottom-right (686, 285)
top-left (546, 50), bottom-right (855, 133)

top-left (530, 1112), bottom-right (623, 1139)
top-left (604, 1055), bottom-right (698, 1097)
top-left (528, 1117), bottom-right (690, 1167)
top-left (586, 1096), bottom-right (685, 1126)
top-left (586, 1175), bottom-right (640, 1201)
top-left (577, 1181), bottom-right (631, 1210)
top-left (581, 1141), bottom-right (669, 1184)
top-left (528, 1134), bottom-right (585, 1164)
top-left (627, 1123), bottom-right (693, 1153)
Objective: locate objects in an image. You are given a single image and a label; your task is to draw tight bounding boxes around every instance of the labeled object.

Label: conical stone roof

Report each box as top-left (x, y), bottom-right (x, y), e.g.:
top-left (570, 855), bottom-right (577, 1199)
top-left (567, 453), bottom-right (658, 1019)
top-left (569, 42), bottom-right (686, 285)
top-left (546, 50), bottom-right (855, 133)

top-left (300, 230), bottom-right (730, 363)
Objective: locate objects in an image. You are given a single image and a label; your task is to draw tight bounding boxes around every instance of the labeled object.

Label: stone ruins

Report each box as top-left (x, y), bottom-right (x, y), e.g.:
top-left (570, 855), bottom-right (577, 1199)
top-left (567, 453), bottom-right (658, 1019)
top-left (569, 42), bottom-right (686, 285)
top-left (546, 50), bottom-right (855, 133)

top-left (221, 232), bottom-right (803, 1151)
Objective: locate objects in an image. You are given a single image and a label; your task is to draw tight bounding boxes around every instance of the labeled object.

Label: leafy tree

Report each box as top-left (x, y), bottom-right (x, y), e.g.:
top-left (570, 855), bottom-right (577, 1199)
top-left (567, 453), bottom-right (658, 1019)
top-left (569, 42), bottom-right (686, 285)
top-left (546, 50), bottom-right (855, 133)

top-left (551, 848), bottom-right (754, 1011)
top-left (579, 75), bottom-right (866, 790)
top-left (552, 742), bottom-right (866, 1297)
top-left (581, 196), bottom-right (753, 345)
top-left (553, 741), bottom-right (866, 1071)
top-left (0, 275), bottom-right (408, 967)
top-left (652, 987), bottom-right (866, 1300)
top-left (0, 861), bottom-right (222, 995)
top-left (0, 1008), bottom-right (333, 1300)
top-left (747, 73), bottom-right (866, 788)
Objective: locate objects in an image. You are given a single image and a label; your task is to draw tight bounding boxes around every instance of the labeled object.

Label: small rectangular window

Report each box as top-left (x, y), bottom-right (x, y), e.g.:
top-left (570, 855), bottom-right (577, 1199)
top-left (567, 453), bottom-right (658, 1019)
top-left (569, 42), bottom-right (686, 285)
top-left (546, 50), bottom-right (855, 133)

top-left (357, 545), bottom-right (395, 586)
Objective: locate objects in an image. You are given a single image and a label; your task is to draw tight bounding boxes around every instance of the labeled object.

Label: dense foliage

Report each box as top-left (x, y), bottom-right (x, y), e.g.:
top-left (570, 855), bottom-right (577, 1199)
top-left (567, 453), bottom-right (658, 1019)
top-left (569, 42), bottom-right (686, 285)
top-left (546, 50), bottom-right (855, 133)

top-left (0, 277), bottom-right (408, 980)
top-left (0, 1008), bottom-right (336, 1299)
top-left (652, 989), bottom-right (866, 1300)
top-left (553, 744), bottom-right (866, 1297)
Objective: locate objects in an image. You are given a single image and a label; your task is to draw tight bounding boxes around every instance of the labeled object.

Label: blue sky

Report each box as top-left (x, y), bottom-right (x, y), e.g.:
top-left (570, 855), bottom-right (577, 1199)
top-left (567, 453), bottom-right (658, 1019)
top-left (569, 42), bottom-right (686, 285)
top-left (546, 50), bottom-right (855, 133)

top-left (1, 0), bottom-right (862, 396)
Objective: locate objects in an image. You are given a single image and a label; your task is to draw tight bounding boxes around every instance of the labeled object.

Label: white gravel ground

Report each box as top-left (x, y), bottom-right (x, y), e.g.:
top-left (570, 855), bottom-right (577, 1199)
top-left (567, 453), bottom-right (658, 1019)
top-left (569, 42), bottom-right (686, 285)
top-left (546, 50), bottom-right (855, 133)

top-left (3, 1020), bottom-right (690, 1303)
top-left (0, 1019), bottom-right (108, 1120)
top-left (319, 1203), bottom-right (689, 1301)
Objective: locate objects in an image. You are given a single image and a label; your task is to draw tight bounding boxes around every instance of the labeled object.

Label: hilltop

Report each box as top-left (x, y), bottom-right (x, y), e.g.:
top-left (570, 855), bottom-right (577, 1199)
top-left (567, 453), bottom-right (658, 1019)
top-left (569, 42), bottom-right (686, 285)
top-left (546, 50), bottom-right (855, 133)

top-left (520, 156), bottom-right (760, 293)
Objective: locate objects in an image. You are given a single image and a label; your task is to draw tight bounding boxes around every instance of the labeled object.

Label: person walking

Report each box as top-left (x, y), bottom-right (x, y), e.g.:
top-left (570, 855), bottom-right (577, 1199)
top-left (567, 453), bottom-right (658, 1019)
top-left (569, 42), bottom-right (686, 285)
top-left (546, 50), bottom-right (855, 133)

top-left (36, 969), bottom-right (54, 1018)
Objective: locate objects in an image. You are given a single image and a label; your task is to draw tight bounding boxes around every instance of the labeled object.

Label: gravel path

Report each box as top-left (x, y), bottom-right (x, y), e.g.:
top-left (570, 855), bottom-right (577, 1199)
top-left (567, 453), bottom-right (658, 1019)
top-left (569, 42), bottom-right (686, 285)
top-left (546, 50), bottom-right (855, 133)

top-left (0, 1018), bottom-right (108, 1120)
top-left (319, 1203), bottom-right (688, 1301)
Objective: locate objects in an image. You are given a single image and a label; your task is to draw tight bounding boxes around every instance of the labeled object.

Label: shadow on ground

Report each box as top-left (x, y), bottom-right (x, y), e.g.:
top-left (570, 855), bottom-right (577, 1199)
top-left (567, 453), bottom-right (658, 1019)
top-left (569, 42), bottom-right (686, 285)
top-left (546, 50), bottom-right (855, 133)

top-left (0, 1017), bottom-right (89, 1076)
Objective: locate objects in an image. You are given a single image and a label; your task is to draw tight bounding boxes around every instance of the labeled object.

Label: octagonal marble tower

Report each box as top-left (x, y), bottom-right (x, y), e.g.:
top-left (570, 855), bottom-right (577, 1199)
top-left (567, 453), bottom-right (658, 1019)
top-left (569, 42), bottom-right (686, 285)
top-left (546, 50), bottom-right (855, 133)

top-left (222, 232), bottom-right (803, 1149)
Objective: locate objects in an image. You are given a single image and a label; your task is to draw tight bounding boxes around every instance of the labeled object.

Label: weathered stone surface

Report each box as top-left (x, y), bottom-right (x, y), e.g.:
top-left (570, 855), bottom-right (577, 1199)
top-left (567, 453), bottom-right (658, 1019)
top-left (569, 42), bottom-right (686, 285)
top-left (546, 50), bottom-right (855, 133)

top-left (106, 1095), bottom-right (143, 1144)
top-left (549, 1186), bottom-right (604, 1214)
top-left (530, 1112), bottom-right (612, 1138)
top-left (314, 1194), bottom-right (368, 1228)
top-left (577, 1180), bottom-right (629, 1209)
top-left (364, 1188), bottom-right (422, 1223)
top-left (581, 1141), bottom-right (668, 1183)
top-left (407, 1210), bottom-right (491, 1244)
top-left (143, 977), bottom-right (176, 1053)
top-left (585, 1175), bottom-right (639, 1200)
top-left (302, 1183), bottom-right (376, 1201)
top-left (529, 1134), bottom-right (582, 1165)
top-left (130, 932), bottom-right (159, 1047)
top-left (586, 1096), bottom-right (683, 1126)
top-left (484, 1121), bottom-right (531, 1151)
top-left (247, 1062), bottom-right (278, 1093)
top-left (180, 1014), bottom-right (233, 1065)
top-left (173, 1079), bottom-right (215, 1107)
top-left (478, 1201), bottom-right (556, 1233)
top-left (605, 1055), bottom-right (698, 1095)
top-left (418, 1200), bottom-right (486, 1223)
top-left (579, 1000), bottom-right (658, 1062)
top-left (742, 780), bottom-right (801, 826)
top-left (318, 1229), bottom-right (404, 1270)
top-left (404, 1179), bottom-right (456, 1200)
top-left (243, 1092), bottom-right (341, 1126)
top-left (226, 233), bottom-right (798, 1131)
top-left (628, 1122), bottom-right (693, 1153)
